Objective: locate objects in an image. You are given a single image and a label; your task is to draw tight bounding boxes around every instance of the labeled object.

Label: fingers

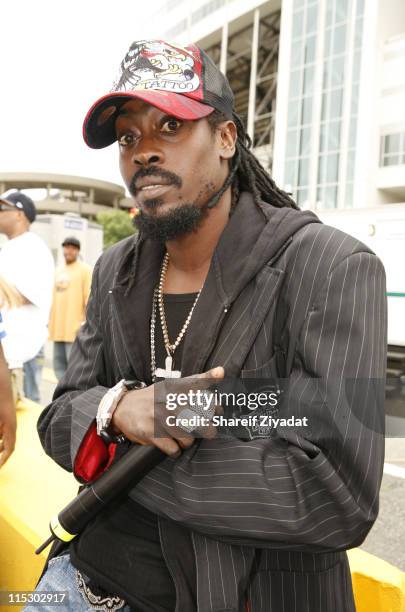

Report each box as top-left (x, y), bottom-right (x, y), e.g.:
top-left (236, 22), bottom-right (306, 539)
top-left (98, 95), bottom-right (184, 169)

top-left (159, 369), bottom-right (225, 441)
top-left (152, 437), bottom-right (182, 459)
top-left (175, 435), bottom-right (194, 449)
top-left (5, 426), bottom-right (16, 450)
top-left (132, 436), bottom-right (148, 446)
top-left (191, 419), bottom-right (217, 440)
top-left (166, 411), bottom-right (218, 442)
top-left (156, 367), bottom-right (225, 401)
top-left (0, 449), bottom-right (12, 468)
top-left (194, 366), bottom-right (225, 380)
top-left (124, 434), bottom-right (148, 446)
top-left (118, 369), bottom-right (226, 452)
top-left (177, 366), bottom-right (225, 399)
top-left (0, 430), bottom-right (15, 468)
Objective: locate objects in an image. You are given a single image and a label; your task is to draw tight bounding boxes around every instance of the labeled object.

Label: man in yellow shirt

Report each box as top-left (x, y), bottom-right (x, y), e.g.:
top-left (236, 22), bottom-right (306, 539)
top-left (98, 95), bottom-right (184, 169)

top-left (48, 237), bottom-right (92, 380)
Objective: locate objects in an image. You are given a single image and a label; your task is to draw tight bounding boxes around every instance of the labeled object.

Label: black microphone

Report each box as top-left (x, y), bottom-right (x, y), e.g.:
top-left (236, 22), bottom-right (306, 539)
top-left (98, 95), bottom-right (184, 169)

top-left (35, 445), bottom-right (165, 555)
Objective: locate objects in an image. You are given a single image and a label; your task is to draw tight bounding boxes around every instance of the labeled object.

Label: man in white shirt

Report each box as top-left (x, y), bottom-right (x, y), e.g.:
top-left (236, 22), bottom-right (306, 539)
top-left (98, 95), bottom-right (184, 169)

top-left (0, 191), bottom-right (54, 403)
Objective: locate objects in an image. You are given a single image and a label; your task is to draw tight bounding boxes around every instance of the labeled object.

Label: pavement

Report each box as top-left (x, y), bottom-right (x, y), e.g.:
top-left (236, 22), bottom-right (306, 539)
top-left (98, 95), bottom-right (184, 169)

top-left (36, 348), bottom-right (405, 572)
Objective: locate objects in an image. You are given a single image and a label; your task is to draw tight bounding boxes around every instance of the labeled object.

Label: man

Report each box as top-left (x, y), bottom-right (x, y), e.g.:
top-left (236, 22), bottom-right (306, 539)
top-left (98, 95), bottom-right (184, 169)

top-left (0, 192), bottom-right (54, 403)
top-left (49, 236), bottom-right (92, 380)
top-left (35, 40), bottom-right (387, 611)
top-left (0, 312), bottom-right (16, 468)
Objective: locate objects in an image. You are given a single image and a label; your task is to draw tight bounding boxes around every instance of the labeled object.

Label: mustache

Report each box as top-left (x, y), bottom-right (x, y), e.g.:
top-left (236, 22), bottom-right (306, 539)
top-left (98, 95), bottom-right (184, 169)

top-left (129, 166), bottom-right (182, 197)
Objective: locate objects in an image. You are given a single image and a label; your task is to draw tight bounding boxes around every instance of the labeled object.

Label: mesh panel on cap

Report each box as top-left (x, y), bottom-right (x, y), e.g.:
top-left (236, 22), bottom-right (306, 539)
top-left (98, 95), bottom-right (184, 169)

top-left (200, 49), bottom-right (234, 117)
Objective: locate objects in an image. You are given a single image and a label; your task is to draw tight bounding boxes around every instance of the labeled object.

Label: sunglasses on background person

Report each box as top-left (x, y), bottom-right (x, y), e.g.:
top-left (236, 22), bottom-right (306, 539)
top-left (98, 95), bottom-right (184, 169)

top-left (0, 202), bottom-right (22, 213)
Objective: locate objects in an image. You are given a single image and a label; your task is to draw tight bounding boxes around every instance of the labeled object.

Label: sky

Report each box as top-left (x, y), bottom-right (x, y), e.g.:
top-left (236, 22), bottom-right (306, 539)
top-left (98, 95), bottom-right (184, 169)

top-left (0, 0), bottom-right (165, 187)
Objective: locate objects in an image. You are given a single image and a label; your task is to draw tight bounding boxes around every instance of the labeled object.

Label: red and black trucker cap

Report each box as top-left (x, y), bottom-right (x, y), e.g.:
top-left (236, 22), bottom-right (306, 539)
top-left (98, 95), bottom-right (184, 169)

top-left (83, 39), bottom-right (234, 149)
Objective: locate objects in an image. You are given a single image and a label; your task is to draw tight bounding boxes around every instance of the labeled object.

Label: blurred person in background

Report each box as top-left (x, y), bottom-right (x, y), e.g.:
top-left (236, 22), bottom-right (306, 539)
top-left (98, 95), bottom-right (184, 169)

top-left (48, 237), bottom-right (92, 380)
top-left (0, 312), bottom-right (16, 468)
top-left (23, 345), bottom-right (45, 403)
top-left (0, 191), bottom-right (54, 403)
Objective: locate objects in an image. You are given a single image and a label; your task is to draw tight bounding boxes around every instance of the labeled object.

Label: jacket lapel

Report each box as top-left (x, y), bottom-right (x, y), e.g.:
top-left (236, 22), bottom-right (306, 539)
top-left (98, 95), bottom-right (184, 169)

top-left (178, 192), bottom-right (266, 376)
top-left (180, 193), bottom-right (319, 376)
top-left (110, 239), bottom-right (164, 383)
top-left (207, 265), bottom-right (285, 375)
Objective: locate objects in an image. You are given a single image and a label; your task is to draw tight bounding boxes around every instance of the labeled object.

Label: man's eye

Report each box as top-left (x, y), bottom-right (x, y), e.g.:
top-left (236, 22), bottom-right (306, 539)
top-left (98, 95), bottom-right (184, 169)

top-left (117, 133), bottom-right (136, 146)
top-left (161, 118), bottom-right (182, 133)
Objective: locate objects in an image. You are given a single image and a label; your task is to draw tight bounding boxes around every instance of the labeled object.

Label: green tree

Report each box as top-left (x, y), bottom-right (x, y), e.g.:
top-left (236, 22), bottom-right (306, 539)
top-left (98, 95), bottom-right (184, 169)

top-left (96, 210), bottom-right (136, 249)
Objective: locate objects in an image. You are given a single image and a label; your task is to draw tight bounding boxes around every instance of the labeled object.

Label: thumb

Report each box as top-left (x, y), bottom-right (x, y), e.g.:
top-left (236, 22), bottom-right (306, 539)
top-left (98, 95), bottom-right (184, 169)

top-left (197, 366), bottom-right (225, 379)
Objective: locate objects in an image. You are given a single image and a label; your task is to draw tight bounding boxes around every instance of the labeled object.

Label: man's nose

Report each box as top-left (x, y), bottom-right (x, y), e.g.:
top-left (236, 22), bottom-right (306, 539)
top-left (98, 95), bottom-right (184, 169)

top-left (133, 152), bottom-right (161, 166)
top-left (132, 140), bottom-right (163, 167)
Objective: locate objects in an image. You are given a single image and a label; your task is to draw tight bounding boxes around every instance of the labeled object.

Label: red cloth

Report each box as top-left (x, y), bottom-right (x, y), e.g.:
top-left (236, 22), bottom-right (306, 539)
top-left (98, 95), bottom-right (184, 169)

top-left (74, 422), bottom-right (117, 482)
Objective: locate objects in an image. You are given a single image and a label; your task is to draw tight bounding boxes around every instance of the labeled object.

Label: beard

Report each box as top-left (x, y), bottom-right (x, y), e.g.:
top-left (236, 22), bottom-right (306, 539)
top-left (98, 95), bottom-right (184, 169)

top-left (130, 166), bottom-right (207, 242)
top-left (129, 164), bottom-right (236, 242)
top-left (133, 200), bottom-right (209, 242)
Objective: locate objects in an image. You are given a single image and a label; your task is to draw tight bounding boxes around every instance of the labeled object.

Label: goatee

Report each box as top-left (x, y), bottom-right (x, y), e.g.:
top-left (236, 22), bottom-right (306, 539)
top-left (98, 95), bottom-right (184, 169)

top-left (133, 202), bottom-right (208, 242)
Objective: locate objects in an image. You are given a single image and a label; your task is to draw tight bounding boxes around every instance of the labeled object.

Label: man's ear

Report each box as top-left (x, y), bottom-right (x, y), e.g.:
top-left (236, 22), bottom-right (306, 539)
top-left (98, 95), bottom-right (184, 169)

top-left (217, 120), bottom-right (237, 161)
top-left (17, 210), bottom-right (27, 223)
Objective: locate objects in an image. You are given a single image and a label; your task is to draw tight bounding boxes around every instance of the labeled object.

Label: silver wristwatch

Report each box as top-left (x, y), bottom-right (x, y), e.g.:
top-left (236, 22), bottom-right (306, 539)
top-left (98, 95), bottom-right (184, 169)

top-left (96, 379), bottom-right (146, 442)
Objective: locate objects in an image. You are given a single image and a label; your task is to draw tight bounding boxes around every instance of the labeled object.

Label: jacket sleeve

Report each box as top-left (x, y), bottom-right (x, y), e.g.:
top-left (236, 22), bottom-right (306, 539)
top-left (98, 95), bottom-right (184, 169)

top-left (38, 259), bottom-right (109, 472)
top-left (130, 251), bottom-right (387, 551)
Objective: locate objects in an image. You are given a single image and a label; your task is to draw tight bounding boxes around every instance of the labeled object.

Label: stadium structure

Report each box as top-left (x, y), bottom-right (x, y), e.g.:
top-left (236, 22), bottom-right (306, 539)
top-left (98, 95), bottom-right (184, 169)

top-left (0, 172), bottom-right (133, 219)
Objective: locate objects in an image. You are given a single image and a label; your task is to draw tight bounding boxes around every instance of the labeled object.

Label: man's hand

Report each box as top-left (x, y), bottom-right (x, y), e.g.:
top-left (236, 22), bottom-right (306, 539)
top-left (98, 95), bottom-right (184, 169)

top-left (112, 367), bottom-right (224, 457)
top-left (0, 276), bottom-right (25, 309)
top-left (0, 344), bottom-right (16, 468)
top-left (0, 412), bottom-right (16, 468)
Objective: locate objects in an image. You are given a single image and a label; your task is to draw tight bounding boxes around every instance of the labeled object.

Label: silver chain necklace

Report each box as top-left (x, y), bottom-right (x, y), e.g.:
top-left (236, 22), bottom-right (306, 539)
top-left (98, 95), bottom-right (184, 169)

top-left (150, 252), bottom-right (202, 381)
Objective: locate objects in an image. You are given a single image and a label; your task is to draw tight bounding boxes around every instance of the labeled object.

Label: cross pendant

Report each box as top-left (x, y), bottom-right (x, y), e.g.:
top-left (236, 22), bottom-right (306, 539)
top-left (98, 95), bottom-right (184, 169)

top-left (155, 355), bottom-right (182, 379)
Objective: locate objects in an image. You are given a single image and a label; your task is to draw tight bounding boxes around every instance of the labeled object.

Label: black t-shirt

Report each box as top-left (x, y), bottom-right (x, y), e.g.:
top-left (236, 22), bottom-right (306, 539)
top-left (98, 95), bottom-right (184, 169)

top-left (70, 292), bottom-right (199, 612)
top-left (154, 292), bottom-right (199, 376)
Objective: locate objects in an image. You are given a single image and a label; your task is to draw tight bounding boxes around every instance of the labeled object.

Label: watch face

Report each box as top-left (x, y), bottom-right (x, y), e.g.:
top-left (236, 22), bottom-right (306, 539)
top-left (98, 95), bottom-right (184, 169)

top-left (124, 380), bottom-right (147, 390)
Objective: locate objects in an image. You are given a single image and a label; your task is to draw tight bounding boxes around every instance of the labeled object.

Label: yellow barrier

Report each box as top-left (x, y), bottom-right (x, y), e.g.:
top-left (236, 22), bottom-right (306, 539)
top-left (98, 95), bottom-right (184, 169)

top-left (348, 548), bottom-right (405, 612)
top-left (0, 400), bottom-right (77, 611)
top-left (1, 399), bottom-right (405, 611)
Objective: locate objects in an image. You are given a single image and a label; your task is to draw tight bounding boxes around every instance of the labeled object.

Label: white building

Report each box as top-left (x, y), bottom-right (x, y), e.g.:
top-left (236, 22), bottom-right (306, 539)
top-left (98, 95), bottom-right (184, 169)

top-left (154, 0), bottom-right (405, 211)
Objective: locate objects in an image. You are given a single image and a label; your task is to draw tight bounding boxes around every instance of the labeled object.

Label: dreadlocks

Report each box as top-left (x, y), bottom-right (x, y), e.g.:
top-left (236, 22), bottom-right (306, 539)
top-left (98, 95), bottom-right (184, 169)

top-left (208, 110), bottom-right (299, 211)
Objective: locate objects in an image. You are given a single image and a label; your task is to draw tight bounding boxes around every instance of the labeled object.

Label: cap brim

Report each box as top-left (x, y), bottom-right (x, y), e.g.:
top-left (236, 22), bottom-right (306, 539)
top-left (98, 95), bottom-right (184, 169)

top-left (0, 197), bottom-right (13, 206)
top-left (0, 197), bottom-right (21, 212)
top-left (83, 90), bottom-right (215, 149)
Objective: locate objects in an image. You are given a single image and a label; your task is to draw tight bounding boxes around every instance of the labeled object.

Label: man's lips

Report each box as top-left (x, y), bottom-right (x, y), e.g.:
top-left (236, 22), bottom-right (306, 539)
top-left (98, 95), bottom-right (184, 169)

top-left (139, 183), bottom-right (168, 191)
top-left (130, 168), bottom-right (182, 199)
top-left (135, 176), bottom-right (172, 191)
top-left (135, 183), bottom-right (174, 200)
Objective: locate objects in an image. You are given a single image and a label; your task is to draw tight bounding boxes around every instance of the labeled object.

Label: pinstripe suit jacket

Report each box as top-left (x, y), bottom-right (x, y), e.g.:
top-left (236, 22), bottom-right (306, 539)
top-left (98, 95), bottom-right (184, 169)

top-left (38, 193), bottom-right (387, 611)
